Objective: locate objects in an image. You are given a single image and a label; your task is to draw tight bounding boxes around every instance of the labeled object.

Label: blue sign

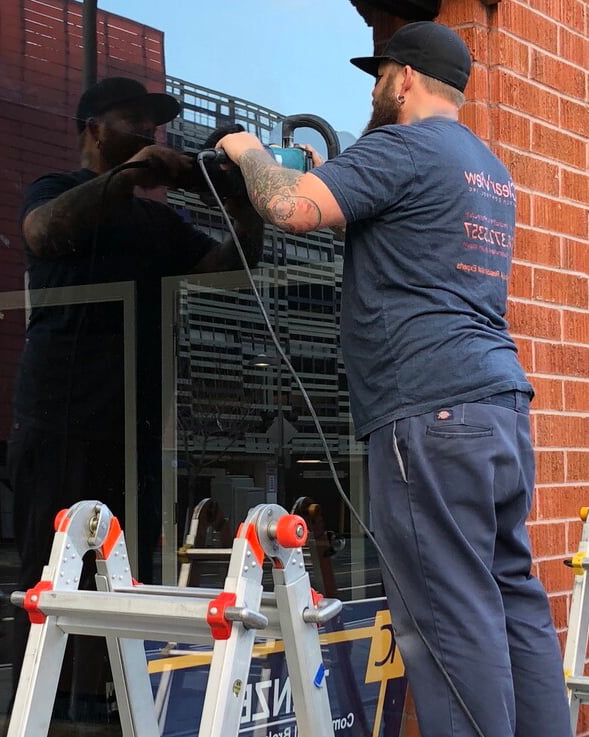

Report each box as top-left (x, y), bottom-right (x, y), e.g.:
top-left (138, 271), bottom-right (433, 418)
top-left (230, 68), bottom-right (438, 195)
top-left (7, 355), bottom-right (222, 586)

top-left (146, 598), bottom-right (407, 737)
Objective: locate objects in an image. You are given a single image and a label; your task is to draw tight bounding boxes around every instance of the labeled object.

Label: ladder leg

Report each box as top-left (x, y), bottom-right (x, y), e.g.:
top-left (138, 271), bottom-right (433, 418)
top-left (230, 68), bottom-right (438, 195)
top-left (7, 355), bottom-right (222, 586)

top-left (7, 618), bottom-right (68, 737)
top-left (274, 573), bottom-right (335, 737)
top-left (7, 500), bottom-right (105, 737)
top-left (197, 533), bottom-right (264, 737)
top-left (95, 574), bottom-right (160, 737)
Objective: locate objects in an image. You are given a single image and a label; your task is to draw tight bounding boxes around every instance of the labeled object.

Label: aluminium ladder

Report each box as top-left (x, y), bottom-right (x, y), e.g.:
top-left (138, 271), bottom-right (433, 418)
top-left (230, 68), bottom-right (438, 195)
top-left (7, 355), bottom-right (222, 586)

top-left (564, 506), bottom-right (589, 733)
top-left (7, 499), bottom-right (341, 737)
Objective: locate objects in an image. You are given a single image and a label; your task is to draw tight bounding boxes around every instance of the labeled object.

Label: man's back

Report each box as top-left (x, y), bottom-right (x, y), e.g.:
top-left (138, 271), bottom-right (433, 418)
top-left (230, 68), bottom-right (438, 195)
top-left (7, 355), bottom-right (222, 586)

top-left (312, 118), bottom-right (532, 436)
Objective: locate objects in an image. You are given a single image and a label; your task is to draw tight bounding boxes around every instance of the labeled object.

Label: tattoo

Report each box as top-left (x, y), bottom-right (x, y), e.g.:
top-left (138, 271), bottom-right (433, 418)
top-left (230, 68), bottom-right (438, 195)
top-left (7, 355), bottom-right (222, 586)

top-left (24, 172), bottom-right (134, 259)
top-left (239, 149), bottom-right (321, 233)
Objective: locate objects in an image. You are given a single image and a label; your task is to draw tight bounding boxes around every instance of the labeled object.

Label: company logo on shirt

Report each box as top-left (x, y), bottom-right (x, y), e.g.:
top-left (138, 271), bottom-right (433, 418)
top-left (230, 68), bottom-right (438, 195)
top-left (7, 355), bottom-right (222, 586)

top-left (464, 170), bottom-right (516, 202)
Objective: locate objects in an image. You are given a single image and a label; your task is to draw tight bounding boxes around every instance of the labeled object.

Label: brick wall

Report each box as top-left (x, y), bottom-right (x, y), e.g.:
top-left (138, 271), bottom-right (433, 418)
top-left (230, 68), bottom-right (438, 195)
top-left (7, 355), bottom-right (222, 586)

top-left (360, 0), bottom-right (588, 734)
top-left (0, 0), bottom-right (168, 441)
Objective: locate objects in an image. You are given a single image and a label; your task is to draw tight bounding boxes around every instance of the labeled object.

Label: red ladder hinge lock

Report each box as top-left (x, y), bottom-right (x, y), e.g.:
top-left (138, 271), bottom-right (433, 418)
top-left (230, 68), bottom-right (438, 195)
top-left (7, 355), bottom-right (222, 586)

top-left (311, 589), bottom-right (324, 607)
top-left (207, 592), bottom-right (237, 640)
top-left (24, 581), bottom-right (53, 624)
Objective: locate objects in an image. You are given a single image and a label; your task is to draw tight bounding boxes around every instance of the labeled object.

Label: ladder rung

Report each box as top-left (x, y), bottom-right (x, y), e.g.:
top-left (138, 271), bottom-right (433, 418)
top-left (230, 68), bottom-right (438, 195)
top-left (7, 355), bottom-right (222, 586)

top-left (185, 548), bottom-right (233, 559)
top-left (567, 676), bottom-right (589, 698)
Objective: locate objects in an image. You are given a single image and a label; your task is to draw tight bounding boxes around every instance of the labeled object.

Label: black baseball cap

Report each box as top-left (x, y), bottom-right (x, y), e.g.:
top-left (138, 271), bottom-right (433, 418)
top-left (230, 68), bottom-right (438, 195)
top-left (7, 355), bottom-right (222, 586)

top-left (75, 76), bottom-right (181, 133)
top-left (350, 21), bottom-right (471, 93)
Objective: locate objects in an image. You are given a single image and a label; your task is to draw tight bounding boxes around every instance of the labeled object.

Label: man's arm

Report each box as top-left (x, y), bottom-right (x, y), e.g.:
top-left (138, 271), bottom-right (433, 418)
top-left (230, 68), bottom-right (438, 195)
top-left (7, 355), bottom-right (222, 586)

top-left (23, 173), bottom-right (135, 258)
top-left (23, 145), bottom-right (193, 258)
top-left (217, 132), bottom-right (345, 235)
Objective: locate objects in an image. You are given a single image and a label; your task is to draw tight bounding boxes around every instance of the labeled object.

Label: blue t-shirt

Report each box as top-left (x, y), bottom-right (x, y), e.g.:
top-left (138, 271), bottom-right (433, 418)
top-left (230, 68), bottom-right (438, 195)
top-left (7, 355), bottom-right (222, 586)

top-left (311, 118), bottom-right (532, 439)
top-left (15, 169), bottom-right (216, 437)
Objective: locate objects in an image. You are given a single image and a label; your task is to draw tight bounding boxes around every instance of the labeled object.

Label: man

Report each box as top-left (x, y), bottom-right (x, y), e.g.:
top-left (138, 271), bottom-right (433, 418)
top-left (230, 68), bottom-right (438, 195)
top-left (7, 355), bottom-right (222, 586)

top-left (217, 21), bottom-right (572, 737)
top-left (8, 76), bottom-right (263, 722)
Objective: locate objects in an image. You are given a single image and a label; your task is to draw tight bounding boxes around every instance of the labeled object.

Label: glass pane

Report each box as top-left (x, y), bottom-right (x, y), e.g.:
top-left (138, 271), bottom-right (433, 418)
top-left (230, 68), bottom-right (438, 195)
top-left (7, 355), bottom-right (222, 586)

top-left (0, 2), bottom-right (398, 735)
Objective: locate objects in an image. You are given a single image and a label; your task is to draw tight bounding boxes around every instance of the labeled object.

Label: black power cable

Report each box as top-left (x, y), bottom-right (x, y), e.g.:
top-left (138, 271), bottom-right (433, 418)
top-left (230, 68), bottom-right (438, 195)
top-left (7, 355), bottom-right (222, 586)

top-left (196, 149), bottom-right (488, 737)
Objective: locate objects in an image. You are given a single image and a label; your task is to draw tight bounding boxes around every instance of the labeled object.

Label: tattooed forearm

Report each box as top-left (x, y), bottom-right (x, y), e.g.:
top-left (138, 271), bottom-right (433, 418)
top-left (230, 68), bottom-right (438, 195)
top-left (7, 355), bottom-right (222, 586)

top-left (24, 172), bottom-right (135, 259)
top-left (239, 149), bottom-right (321, 233)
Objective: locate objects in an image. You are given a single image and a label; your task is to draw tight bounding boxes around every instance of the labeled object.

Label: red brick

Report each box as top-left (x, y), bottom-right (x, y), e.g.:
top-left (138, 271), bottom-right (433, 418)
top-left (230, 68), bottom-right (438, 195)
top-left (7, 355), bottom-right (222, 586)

top-left (491, 69), bottom-right (560, 126)
top-left (559, 26), bottom-right (589, 69)
top-left (514, 336), bottom-right (534, 372)
top-left (563, 311), bottom-right (589, 343)
top-left (536, 343), bottom-right (589, 378)
top-left (536, 414), bottom-right (589, 447)
top-left (547, 593), bottom-right (570, 632)
top-left (533, 268), bottom-right (588, 309)
top-left (558, 28), bottom-right (589, 69)
top-left (513, 227), bottom-right (561, 268)
top-left (490, 108), bottom-right (531, 151)
top-left (460, 102), bottom-right (490, 141)
top-left (464, 63), bottom-right (489, 102)
top-left (560, 98), bottom-right (589, 138)
top-left (537, 557), bottom-right (578, 594)
top-left (488, 29), bottom-right (530, 76)
top-left (564, 380), bottom-right (589, 411)
top-left (536, 449), bottom-right (566, 483)
top-left (561, 169), bottom-right (589, 205)
top-left (507, 301), bottom-right (561, 339)
top-left (537, 485), bottom-right (589, 520)
top-left (498, 2), bottom-right (559, 54)
top-left (531, 49), bottom-right (586, 99)
top-left (567, 519), bottom-right (584, 553)
top-left (567, 452), bottom-right (589, 483)
top-left (563, 239), bottom-right (589, 274)
top-left (509, 262), bottom-right (533, 299)
top-left (460, 25), bottom-right (489, 66)
top-left (494, 145), bottom-right (559, 196)
top-left (529, 522), bottom-right (567, 558)
top-left (532, 122), bottom-right (587, 169)
top-left (530, 378), bottom-right (565, 411)
top-left (438, 4), bottom-right (488, 25)
top-left (516, 190), bottom-right (532, 225)
top-left (532, 0), bottom-right (586, 29)
top-left (533, 196), bottom-right (588, 239)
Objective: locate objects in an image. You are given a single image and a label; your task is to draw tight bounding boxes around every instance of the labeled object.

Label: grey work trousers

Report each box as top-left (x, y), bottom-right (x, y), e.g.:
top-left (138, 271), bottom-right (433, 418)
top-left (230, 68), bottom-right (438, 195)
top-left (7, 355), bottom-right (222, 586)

top-left (368, 391), bottom-right (572, 737)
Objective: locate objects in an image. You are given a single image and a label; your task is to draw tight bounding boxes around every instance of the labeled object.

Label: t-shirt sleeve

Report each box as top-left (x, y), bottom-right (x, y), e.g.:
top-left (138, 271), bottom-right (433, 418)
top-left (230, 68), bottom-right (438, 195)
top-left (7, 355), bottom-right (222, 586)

top-left (20, 172), bottom-right (86, 224)
top-left (310, 127), bottom-right (416, 223)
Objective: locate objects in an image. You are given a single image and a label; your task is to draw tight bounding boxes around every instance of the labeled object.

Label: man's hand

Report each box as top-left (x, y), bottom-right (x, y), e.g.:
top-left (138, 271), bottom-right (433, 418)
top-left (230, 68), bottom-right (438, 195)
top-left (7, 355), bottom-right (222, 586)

top-left (121, 145), bottom-right (193, 189)
top-left (216, 132), bottom-right (267, 166)
top-left (293, 143), bottom-right (324, 168)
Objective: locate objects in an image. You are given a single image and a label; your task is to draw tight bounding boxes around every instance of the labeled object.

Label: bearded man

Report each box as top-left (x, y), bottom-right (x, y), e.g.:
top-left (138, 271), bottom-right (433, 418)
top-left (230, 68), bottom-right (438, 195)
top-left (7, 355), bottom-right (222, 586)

top-left (8, 76), bottom-right (262, 725)
top-left (214, 22), bottom-right (572, 737)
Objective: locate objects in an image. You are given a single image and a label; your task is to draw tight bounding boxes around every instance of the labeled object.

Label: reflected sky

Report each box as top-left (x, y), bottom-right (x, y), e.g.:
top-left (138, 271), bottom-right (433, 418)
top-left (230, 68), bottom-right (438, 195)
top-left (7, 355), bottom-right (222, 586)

top-left (97, 0), bottom-right (373, 137)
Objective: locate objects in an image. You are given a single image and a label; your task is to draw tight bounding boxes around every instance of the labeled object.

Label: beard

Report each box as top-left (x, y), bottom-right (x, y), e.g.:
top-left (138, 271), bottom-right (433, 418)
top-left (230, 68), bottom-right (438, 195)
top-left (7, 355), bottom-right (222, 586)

top-left (363, 92), bottom-right (402, 134)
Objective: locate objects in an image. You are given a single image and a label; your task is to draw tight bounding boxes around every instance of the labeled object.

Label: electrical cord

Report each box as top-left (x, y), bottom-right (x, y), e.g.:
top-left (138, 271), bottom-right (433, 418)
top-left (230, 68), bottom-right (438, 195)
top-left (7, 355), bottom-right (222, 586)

top-left (196, 149), bottom-right (488, 737)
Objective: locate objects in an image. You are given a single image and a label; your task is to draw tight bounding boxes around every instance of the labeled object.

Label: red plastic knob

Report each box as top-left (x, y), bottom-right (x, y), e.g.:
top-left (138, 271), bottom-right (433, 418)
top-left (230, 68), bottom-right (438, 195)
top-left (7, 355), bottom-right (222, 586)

top-left (54, 508), bottom-right (68, 531)
top-left (275, 514), bottom-right (308, 548)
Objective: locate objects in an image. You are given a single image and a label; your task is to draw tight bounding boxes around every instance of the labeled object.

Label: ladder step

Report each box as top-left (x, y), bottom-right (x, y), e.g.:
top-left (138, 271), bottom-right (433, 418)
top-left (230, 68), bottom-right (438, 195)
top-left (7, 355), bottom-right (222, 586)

top-left (567, 676), bottom-right (589, 699)
top-left (185, 548), bottom-right (233, 559)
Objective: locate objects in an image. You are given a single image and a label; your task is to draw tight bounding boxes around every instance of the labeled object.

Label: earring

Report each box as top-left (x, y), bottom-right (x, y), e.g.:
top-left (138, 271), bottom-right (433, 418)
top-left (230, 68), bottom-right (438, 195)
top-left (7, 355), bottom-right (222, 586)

top-left (95, 139), bottom-right (102, 149)
top-left (395, 94), bottom-right (406, 105)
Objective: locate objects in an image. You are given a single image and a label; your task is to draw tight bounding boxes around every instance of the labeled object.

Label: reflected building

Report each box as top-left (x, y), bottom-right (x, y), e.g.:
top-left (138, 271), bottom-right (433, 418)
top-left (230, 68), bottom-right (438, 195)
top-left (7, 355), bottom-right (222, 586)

top-left (162, 77), bottom-right (364, 546)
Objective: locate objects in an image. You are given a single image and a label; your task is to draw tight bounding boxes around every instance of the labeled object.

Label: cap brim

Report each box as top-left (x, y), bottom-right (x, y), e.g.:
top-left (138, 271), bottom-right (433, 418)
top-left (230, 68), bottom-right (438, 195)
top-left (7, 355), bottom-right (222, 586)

top-left (350, 55), bottom-right (388, 77)
top-left (138, 93), bottom-right (181, 125)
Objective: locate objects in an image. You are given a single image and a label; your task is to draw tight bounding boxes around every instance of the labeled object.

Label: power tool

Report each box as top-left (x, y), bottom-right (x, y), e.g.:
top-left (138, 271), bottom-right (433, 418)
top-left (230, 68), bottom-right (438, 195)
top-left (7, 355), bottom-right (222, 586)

top-left (182, 114), bottom-right (341, 205)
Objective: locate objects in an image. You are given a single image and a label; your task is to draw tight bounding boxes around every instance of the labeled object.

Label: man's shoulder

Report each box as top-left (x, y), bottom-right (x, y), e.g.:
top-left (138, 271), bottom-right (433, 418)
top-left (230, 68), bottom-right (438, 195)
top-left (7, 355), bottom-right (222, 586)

top-left (27, 168), bottom-right (95, 190)
top-left (21, 169), bottom-right (94, 223)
